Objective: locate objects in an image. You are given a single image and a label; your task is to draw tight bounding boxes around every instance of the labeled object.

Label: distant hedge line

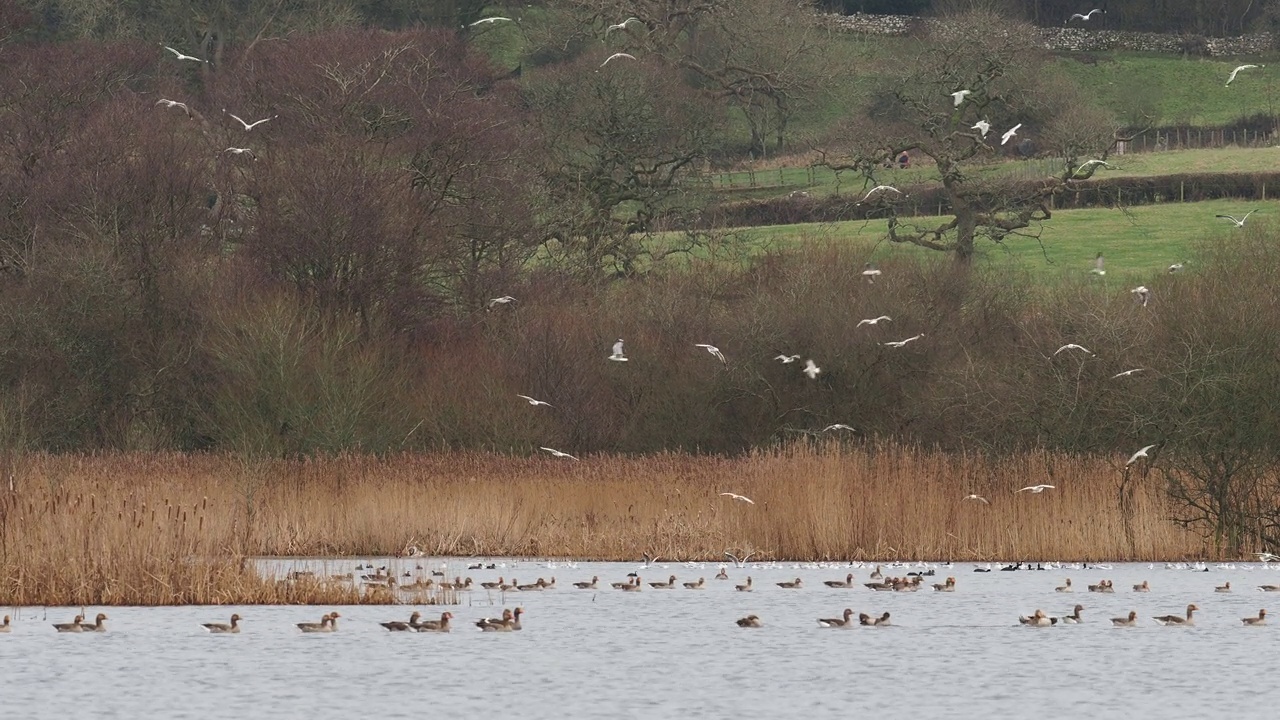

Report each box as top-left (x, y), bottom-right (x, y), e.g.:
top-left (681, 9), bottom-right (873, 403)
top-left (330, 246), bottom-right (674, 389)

top-left (702, 171), bottom-right (1280, 228)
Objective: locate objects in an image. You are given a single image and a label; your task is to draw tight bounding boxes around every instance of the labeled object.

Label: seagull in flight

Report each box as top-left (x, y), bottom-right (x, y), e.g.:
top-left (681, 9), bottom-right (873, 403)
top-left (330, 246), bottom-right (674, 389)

top-left (1126, 444), bottom-right (1157, 466)
top-left (540, 447), bottom-right (579, 460)
top-left (964, 494), bottom-right (990, 504)
top-left (487, 296), bottom-right (516, 308)
top-left (857, 315), bottom-right (892, 327)
top-left (609, 339), bottom-right (628, 362)
top-left (155, 99), bottom-right (191, 115)
top-left (1217, 210), bottom-right (1258, 227)
top-left (1054, 344), bottom-right (1093, 356)
top-left (882, 334), bottom-right (924, 348)
top-left (1074, 159), bottom-right (1115, 175)
top-left (1131, 286), bottom-right (1150, 307)
top-left (1068, 8), bottom-right (1104, 22)
top-left (517, 395), bottom-right (553, 408)
top-left (822, 424), bottom-right (856, 432)
top-left (695, 344), bottom-right (727, 364)
top-left (1111, 368), bottom-right (1144, 379)
top-left (950, 89), bottom-right (971, 107)
top-left (224, 147), bottom-right (256, 159)
top-left (1226, 64), bottom-right (1262, 87)
top-left (600, 52), bottom-right (637, 68)
top-left (163, 46), bottom-right (205, 62)
top-left (861, 263), bottom-right (882, 283)
top-left (720, 492), bottom-right (755, 505)
top-left (774, 354), bottom-right (800, 364)
top-left (1017, 484), bottom-right (1055, 494)
top-left (606, 17), bottom-right (642, 35)
top-left (225, 111), bottom-right (277, 131)
top-left (1090, 252), bottom-right (1106, 275)
top-left (861, 185), bottom-right (901, 202)
top-left (971, 119), bottom-right (991, 137)
top-left (469, 16), bottom-right (513, 27)
top-left (802, 359), bottom-right (821, 379)
top-left (1001, 124), bottom-right (1022, 146)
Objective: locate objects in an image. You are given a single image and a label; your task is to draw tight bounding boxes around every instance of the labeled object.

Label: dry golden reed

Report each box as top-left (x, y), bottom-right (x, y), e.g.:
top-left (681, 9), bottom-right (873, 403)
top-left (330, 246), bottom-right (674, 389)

top-left (0, 443), bottom-right (1211, 604)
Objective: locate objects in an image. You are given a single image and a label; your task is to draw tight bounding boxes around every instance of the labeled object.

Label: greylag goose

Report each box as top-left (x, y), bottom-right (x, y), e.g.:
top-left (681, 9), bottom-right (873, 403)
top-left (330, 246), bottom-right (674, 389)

top-left (1133, 580), bottom-right (1150, 592)
top-left (53, 614), bottom-right (85, 633)
top-left (1019, 610), bottom-right (1056, 627)
top-left (381, 612), bottom-right (422, 632)
top-left (776, 578), bottom-right (802, 589)
top-left (0, 615), bottom-right (9, 633)
top-left (1112, 611), bottom-right (1138, 627)
top-left (824, 574), bottom-right (854, 588)
top-left (736, 614), bottom-right (763, 628)
top-left (610, 577), bottom-right (633, 590)
top-left (735, 577), bottom-right (753, 592)
top-left (1242, 609), bottom-right (1267, 626)
top-left (539, 577), bottom-right (556, 589)
top-left (80, 613), bottom-right (108, 632)
top-left (477, 609), bottom-right (513, 631)
top-left (870, 566), bottom-right (883, 580)
top-left (683, 578), bottom-right (705, 589)
top-left (1153, 604), bottom-right (1199, 626)
top-left (297, 612), bottom-right (336, 633)
top-left (715, 566), bottom-right (729, 580)
top-left (202, 614), bottom-right (242, 634)
top-left (515, 579), bottom-right (543, 591)
top-left (932, 576), bottom-right (957, 592)
top-left (499, 579), bottom-right (519, 592)
top-left (1059, 605), bottom-right (1084, 624)
top-left (1055, 578), bottom-right (1072, 593)
top-left (620, 577), bottom-right (643, 592)
top-left (1260, 584), bottom-right (1280, 592)
top-left (572, 576), bottom-right (598, 589)
top-left (480, 577), bottom-right (505, 590)
top-left (417, 612), bottom-right (453, 632)
top-left (817, 609), bottom-right (856, 627)
top-left (649, 575), bottom-right (677, 589)
top-left (860, 611), bottom-right (891, 626)
top-left (1215, 581), bottom-right (1231, 593)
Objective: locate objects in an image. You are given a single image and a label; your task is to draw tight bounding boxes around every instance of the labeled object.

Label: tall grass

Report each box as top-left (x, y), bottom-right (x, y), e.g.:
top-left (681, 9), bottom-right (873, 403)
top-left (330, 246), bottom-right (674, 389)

top-left (0, 446), bottom-right (1210, 605)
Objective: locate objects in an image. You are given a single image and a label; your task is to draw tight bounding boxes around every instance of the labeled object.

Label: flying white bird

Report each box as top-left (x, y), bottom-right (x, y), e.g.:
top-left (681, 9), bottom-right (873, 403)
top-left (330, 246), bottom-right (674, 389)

top-left (605, 17), bottom-right (642, 35)
top-left (950, 89), bottom-right (972, 106)
top-left (1168, 262), bottom-right (1184, 273)
top-left (882, 334), bottom-right (924, 348)
top-left (971, 119), bottom-right (990, 137)
top-left (1126, 444), bottom-right (1157, 466)
top-left (1111, 368), bottom-right (1144, 379)
top-left (225, 111), bottom-right (277, 131)
top-left (1217, 210), bottom-right (1258, 227)
top-left (1001, 124), bottom-right (1022, 146)
top-left (1131, 286), bottom-right (1150, 307)
top-left (822, 424), bottom-right (856, 432)
top-left (857, 315), bottom-right (892, 327)
top-left (1226, 64), bottom-right (1262, 87)
top-left (695, 344), bottom-right (727, 364)
top-left (469, 16), bottom-right (513, 27)
top-left (540, 447), bottom-right (579, 460)
top-left (488, 296), bottom-right (516, 308)
top-left (1074, 159), bottom-right (1115, 175)
top-left (861, 263), bottom-right (882, 283)
top-left (163, 46), bottom-right (205, 62)
top-left (802, 359), bottom-right (821, 379)
top-left (1068, 8), bottom-right (1104, 22)
top-left (964, 494), bottom-right (990, 504)
top-left (1017, 484), bottom-right (1055, 494)
top-left (600, 52), bottom-right (637, 68)
top-left (1090, 252), bottom-right (1106, 275)
top-left (720, 492), bottom-right (755, 505)
top-left (155, 99), bottom-right (191, 115)
top-left (774, 354), bottom-right (800, 364)
top-left (1054, 344), bottom-right (1093, 356)
top-left (609, 339), bottom-right (628, 362)
top-left (517, 395), bottom-right (553, 408)
top-left (861, 185), bottom-right (902, 202)
top-left (224, 147), bottom-right (256, 159)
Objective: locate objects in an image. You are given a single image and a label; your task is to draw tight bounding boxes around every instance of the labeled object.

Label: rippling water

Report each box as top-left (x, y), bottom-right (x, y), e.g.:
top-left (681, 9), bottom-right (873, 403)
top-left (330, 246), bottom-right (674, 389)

top-left (5, 560), bottom-right (1280, 719)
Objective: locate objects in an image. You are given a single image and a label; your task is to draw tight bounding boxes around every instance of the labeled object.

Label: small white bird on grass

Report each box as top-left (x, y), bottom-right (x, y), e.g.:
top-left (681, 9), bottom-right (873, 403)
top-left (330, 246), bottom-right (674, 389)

top-left (1126, 444), bottom-right (1157, 466)
top-left (600, 52), bottom-right (637, 68)
top-left (1018, 484), bottom-right (1055, 494)
top-left (1054, 344), bottom-right (1093, 356)
top-left (605, 17), bottom-right (642, 35)
top-left (802, 359), bottom-right (821, 379)
top-left (861, 185), bottom-right (902, 202)
top-left (972, 119), bottom-right (990, 137)
top-left (540, 447), bottom-right (579, 460)
top-left (1001, 124), bottom-right (1022, 146)
top-left (1217, 210), bottom-right (1258, 227)
top-left (823, 424), bottom-right (856, 432)
top-left (1111, 368), bottom-right (1144, 379)
top-left (163, 46), bottom-right (205, 62)
top-left (861, 263), bottom-right (882, 283)
top-left (858, 315), bottom-right (892, 327)
top-left (950, 89), bottom-right (972, 107)
top-left (720, 492), bottom-right (755, 505)
top-left (1068, 8), bottom-right (1104, 22)
top-left (1131, 286), bottom-right (1150, 307)
top-left (155, 99), bottom-right (191, 115)
top-left (488, 296), bottom-right (516, 308)
top-left (882, 334), bottom-right (924, 348)
top-left (517, 395), bottom-right (553, 408)
top-left (1226, 64), bottom-right (1262, 87)
top-left (225, 111), bottom-right (277, 131)
top-left (1168, 262), bottom-right (1184, 273)
top-left (1090, 252), bottom-right (1106, 276)
top-left (469, 16), bottom-right (513, 27)
top-left (964, 494), bottom-right (991, 504)
top-left (609, 339), bottom-right (628, 362)
top-left (695, 344), bottom-right (727, 364)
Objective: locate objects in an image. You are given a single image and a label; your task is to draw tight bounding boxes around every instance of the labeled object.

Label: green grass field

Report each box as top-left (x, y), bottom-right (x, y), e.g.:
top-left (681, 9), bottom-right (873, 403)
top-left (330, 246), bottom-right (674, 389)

top-left (723, 198), bottom-right (1278, 281)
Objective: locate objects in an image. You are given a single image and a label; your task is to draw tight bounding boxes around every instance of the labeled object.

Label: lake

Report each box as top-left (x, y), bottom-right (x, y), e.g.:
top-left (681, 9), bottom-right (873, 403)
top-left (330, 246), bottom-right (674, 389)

top-left (4, 559), bottom-right (1280, 719)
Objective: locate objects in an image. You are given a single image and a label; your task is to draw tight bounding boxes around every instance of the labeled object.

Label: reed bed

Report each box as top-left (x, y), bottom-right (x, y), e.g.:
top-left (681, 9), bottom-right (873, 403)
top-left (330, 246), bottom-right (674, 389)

top-left (0, 444), bottom-right (1210, 604)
